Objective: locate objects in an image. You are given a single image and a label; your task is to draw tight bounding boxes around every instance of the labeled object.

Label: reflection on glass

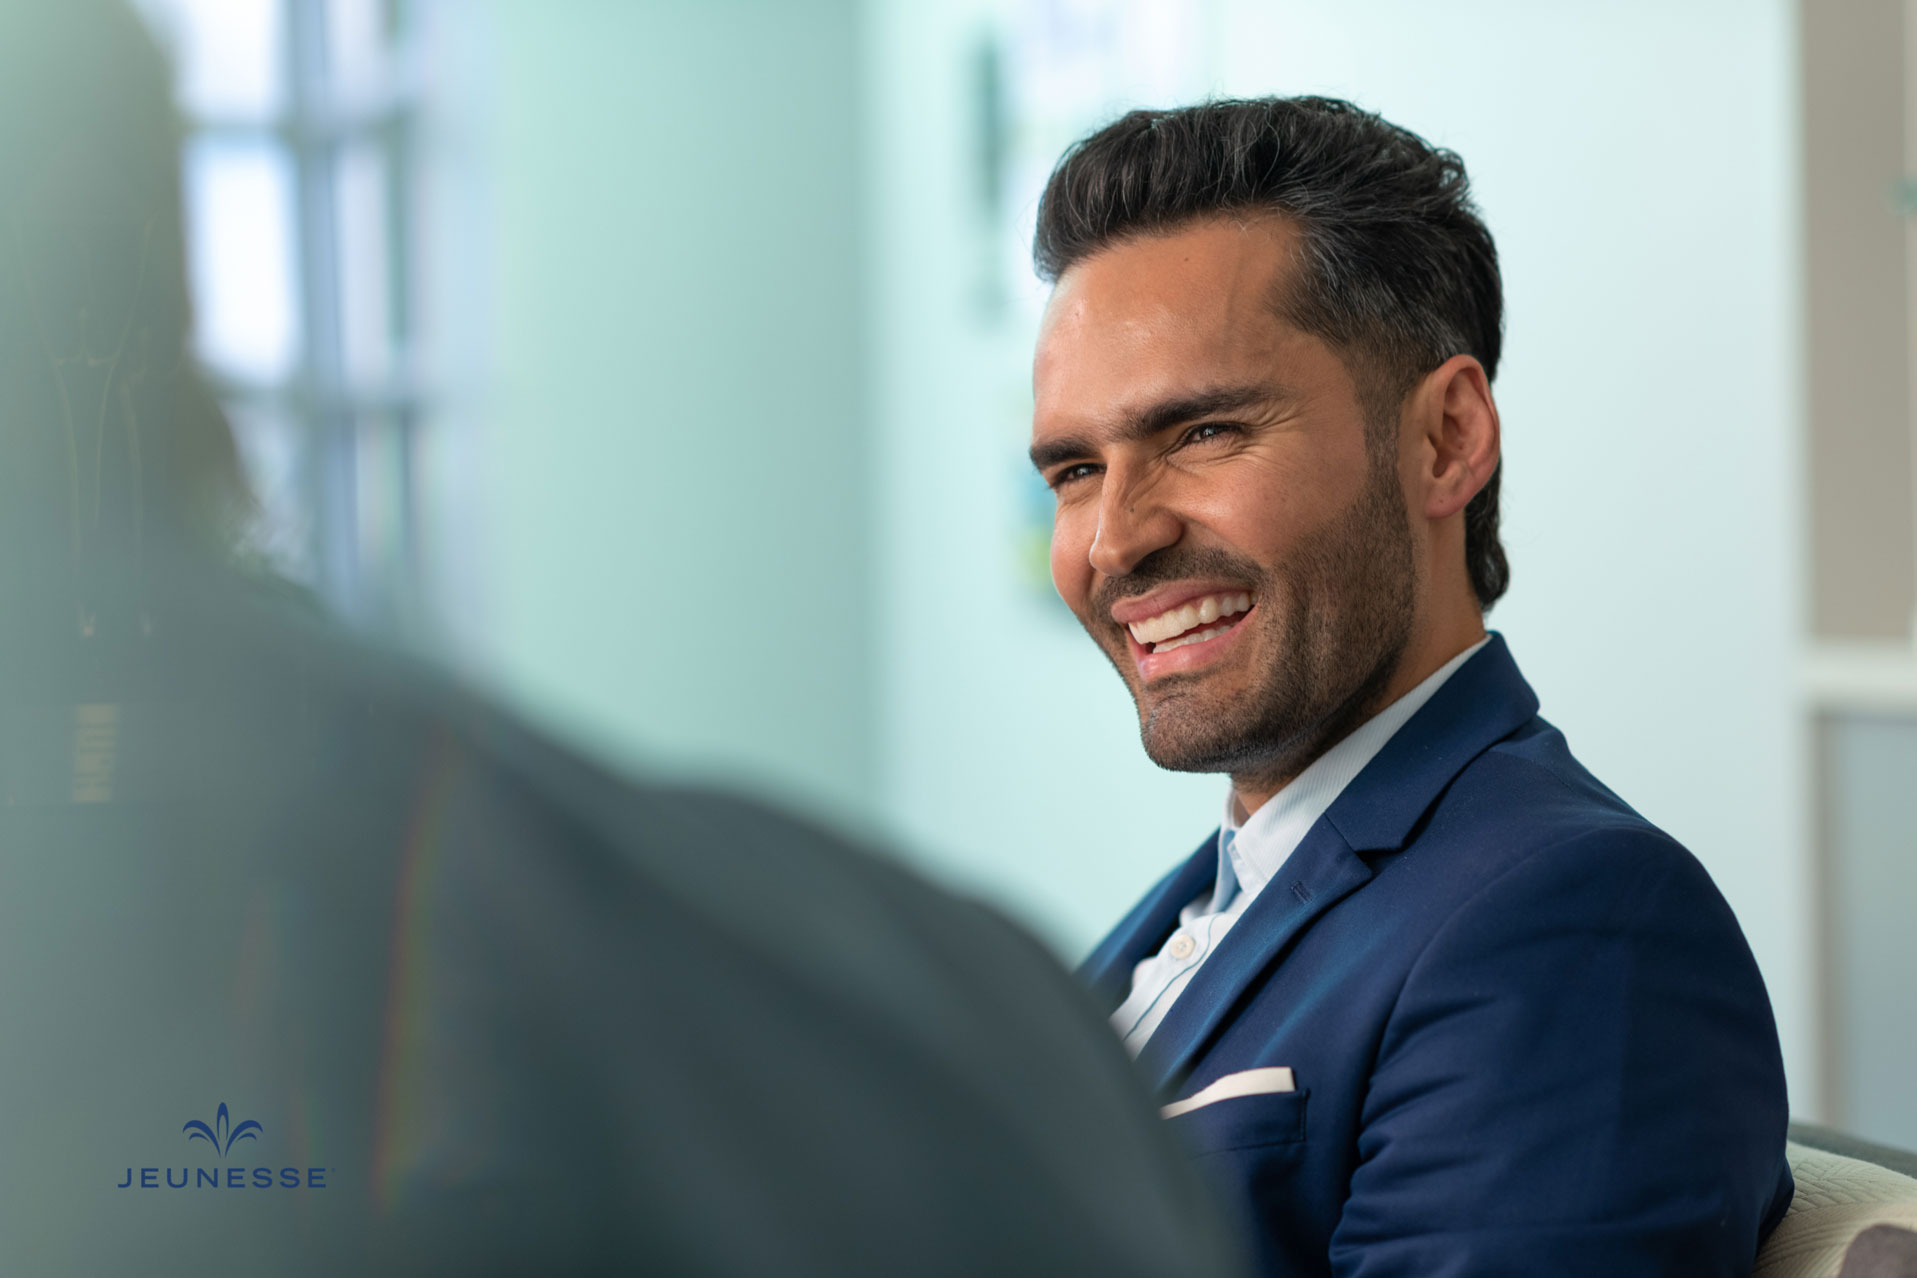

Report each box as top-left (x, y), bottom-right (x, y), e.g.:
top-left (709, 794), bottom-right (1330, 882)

top-left (132, 0), bottom-right (284, 120)
top-left (228, 402), bottom-right (315, 581)
top-left (337, 142), bottom-right (393, 384)
top-left (184, 138), bottom-right (300, 383)
top-left (328, 0), bottom-right (391, 104)
top-left (133, 0), bottom-right (435, 628)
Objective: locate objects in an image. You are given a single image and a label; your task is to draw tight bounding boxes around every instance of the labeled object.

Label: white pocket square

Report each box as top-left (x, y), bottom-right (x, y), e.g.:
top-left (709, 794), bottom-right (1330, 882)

top-left (1160, 1067), bottom-right (1296, 1119)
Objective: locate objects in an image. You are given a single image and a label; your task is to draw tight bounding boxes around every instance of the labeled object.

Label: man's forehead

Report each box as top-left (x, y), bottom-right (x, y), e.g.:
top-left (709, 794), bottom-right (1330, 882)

top-left (1033, 219), bottom-right (1310, 431)
top-left (1041, 217), bottom-right (1301, 328)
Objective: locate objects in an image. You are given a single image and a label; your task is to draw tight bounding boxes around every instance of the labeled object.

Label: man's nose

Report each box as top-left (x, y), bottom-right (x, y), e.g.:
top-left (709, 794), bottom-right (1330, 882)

top-left (1089, 477), bottom-right (1182, 578)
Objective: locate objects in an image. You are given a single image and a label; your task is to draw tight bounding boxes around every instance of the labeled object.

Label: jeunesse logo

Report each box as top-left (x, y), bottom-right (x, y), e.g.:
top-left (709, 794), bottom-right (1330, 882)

top-left (116, 1103), bottom-right (329, 1190)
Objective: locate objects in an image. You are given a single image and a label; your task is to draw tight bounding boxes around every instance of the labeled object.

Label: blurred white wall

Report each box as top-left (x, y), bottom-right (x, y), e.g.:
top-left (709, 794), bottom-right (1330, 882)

top-left (466, 0), bottom-right (878, 827)
top-left (867, 0), bottom-right (1816, 1113)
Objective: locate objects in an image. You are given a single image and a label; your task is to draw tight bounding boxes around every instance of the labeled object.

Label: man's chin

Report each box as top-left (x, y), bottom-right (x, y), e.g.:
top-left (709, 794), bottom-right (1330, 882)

top-left (1137, 710), bottom-right (1269, 776)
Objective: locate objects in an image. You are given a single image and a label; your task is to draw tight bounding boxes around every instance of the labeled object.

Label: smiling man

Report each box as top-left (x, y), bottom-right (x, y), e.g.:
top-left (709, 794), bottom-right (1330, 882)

top-left (1029, 98), bottom-right (1794, 1277)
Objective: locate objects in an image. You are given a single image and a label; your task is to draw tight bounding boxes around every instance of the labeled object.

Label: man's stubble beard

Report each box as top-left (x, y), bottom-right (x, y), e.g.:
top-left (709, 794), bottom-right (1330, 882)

top-left (1095, 456), bottom-right (1419, 792)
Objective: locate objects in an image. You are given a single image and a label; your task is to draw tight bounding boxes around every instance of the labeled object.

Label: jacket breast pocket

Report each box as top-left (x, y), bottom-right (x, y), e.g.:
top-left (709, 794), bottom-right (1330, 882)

top-left (1166, 1090), bottom-right (1309, 1155)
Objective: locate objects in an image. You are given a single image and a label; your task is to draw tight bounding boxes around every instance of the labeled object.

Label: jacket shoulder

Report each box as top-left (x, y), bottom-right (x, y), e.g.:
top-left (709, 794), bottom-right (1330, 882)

top-left (1387, 713), bottom-right (1745, 942)
top-left (1437, 714), bottom-right (1682, 852)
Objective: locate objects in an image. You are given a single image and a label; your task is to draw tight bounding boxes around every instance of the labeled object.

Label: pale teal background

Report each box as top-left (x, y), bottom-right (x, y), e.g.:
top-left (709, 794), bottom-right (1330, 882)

top-left (464, 0), bottom-right (877, 827)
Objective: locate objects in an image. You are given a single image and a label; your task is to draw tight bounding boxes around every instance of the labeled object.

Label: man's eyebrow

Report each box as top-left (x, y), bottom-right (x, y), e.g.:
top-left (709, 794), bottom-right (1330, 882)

top-left (1028, 382), bottom-right (1293, 472)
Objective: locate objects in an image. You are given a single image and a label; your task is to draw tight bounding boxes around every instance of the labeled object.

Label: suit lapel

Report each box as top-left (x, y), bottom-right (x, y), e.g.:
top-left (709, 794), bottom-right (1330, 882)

top-left (1078, 835), bottom-right (1219, 1015)
top-left (1135, 822), bottom-right (1373, 1093)
top-left (1133, 634), bottom-right (1542, 1095)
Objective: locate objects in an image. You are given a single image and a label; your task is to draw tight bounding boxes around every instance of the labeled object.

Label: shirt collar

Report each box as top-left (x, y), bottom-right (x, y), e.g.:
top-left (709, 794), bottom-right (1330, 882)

top-left (1210, 636), bottom-right (1491, 909)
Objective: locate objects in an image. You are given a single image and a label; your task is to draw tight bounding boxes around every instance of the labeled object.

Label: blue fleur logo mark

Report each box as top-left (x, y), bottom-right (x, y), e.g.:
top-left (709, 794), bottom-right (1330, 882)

top-left (182, 1103), bottom-right (262, 1159)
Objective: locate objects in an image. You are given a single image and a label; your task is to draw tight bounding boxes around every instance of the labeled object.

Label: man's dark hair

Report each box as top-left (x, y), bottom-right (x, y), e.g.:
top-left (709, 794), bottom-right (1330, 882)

top-left (1033, 96), bottom-right (1509, 610)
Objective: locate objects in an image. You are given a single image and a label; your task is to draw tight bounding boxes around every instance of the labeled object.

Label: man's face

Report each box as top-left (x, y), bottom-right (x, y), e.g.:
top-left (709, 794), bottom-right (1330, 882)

top-left (1030, 218), bottom-right (1418, 787)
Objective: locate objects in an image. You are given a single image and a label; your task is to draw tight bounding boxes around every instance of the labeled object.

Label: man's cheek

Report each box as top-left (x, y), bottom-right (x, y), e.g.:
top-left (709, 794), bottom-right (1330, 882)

top-left (1049, 532), bottom-right (1087, 608)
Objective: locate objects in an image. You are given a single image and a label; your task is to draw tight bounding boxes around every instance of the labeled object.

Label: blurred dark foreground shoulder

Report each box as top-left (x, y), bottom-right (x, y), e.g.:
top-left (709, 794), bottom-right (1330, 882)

top-left (0, 570), bottom-right (1241, 1277)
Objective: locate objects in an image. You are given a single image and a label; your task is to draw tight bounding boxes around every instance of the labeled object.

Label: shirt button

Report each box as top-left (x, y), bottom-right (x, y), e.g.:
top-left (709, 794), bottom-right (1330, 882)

top-left (1168, 934), bottom-right (1196, 959)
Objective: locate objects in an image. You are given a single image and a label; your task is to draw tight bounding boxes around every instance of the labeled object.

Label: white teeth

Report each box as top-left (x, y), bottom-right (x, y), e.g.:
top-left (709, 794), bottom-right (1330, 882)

top-left (1154, 623), bottom-right (1233, 652)
top-left (1125, 591), bottom-right (1253, 645)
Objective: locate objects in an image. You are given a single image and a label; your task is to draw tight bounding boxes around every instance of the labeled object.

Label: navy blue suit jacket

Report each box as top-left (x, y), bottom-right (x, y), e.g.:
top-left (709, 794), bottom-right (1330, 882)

top-left (1082, 637), bottom-right (1794, 1276)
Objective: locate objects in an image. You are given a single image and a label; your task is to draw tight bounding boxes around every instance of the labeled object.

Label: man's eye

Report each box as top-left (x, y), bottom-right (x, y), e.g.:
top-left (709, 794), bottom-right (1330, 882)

top-left (1050, 463), bottom-right (1100, 490)
top-left (1181, 422), bottom-right (1238, 446)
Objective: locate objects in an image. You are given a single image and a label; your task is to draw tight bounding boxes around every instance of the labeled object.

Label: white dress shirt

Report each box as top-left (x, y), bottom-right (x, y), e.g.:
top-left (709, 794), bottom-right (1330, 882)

top-left (1110, 638), bottom-right (1489, 1056)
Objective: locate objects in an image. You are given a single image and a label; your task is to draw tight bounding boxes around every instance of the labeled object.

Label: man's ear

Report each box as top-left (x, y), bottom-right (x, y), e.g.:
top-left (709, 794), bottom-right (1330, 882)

top-left (1413, 354), bottom-right (1499, 521)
